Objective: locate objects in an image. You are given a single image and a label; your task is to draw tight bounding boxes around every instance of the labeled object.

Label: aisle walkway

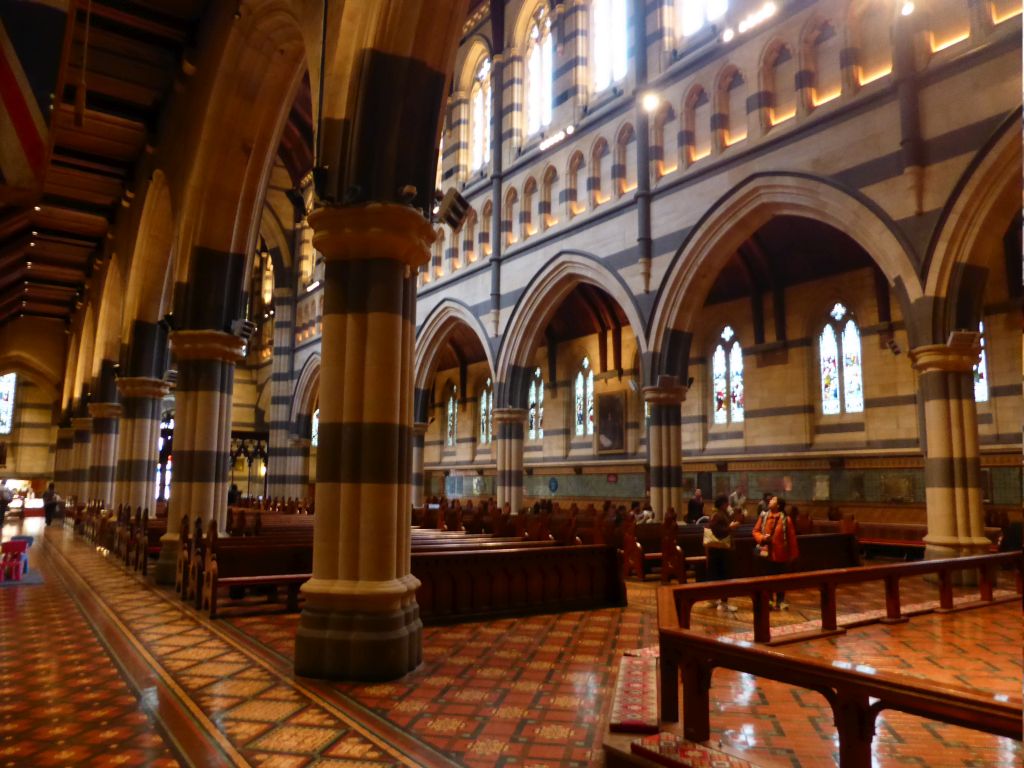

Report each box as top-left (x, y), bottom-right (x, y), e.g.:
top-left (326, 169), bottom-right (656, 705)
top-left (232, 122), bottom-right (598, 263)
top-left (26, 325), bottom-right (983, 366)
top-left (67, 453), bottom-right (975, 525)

top-left (0, 520), bottom-right (1019, 767)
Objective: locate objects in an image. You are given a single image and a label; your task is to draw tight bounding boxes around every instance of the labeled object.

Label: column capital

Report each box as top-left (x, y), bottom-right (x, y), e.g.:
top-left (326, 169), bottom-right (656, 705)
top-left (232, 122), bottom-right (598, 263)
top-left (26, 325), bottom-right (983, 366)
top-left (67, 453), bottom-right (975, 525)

top-left (71, 417), bottom-right (93, 432)
top-left (412, 422), bottom-right (429, 436)
top-left (909, 341), bottom-right (979, 373)
top-left (308, 203), bottom-right (435, 269)
top-left (117, 376), bottom-right (170, 400)
top-left (88, 402), bottom-right (122, 419)
top-left (289, 436), bottom-right (312, 449)
top-left (57, 426), bottom-right (75, 439)
top-left (169, 330), bottom-right (245, 363)
top-left (493, 407), bottom-right (528, 424)
top-left (642, 384), bottom-right (686, 405)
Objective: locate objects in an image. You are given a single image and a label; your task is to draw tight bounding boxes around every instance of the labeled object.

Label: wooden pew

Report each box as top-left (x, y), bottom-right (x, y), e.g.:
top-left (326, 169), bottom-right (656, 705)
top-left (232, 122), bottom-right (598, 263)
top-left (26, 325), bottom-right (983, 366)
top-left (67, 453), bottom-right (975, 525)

top-left (201, 522), bottom-right (314, 618)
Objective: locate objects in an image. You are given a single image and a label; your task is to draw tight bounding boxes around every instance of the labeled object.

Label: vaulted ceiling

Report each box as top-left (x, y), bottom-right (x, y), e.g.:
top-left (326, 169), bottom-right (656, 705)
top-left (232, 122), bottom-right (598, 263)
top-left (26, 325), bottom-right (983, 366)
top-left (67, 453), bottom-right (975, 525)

top-left (0, 0), bottom-right (207, 327)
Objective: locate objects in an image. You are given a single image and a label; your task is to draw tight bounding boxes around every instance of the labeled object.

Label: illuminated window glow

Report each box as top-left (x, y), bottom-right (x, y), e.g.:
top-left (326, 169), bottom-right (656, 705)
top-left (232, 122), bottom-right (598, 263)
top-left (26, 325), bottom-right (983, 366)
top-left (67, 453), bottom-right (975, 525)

top-left (712, 327), bottom-right (744, 424)
top-left (974, 321), bottom-right (989, 403)
top-left (526, 7), bottom-right (553, 136)
top-left (528, 367), bottom-right (544, 440)
top-left (820, 303), bottom-right (864, 415)
top-left (446, 385), bottom-right (458, 447)
top-left (0, 373), bottom-right (15, 435)
top-left (676, 0), bottom-right (729, 38)
top-left (479, 378), bottom-right (493, 444)
top-left (470, 58), bottom-right (492, 171)
top-left (311, 408), bottom-right (319, 447)
top-left (592, 0), bottom-right (629, 93)
top-left (575, 356), bottom-right (595, 436)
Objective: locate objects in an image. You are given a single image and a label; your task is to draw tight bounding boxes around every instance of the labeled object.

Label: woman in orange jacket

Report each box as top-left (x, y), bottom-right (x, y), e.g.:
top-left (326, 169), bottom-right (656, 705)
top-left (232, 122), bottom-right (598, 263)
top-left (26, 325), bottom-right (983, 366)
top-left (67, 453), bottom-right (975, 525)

top-left (753, 496), bottom-right (799, 610)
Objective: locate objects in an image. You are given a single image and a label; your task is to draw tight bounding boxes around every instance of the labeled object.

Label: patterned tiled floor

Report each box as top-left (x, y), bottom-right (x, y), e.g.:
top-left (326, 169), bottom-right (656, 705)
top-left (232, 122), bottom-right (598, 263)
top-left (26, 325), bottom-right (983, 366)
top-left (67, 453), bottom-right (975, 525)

top-left (2, 518), bottom-right (1020, 767)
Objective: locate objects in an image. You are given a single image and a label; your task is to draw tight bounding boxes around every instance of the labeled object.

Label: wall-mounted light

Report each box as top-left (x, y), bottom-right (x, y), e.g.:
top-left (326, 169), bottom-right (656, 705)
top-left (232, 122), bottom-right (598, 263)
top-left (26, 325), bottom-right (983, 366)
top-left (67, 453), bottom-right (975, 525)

top-left (305, 280), bottom-right (321, 293)
top-left (901, 1), bottom-right (915, 15)
top-left (641, 92), bottom-right (662, 113)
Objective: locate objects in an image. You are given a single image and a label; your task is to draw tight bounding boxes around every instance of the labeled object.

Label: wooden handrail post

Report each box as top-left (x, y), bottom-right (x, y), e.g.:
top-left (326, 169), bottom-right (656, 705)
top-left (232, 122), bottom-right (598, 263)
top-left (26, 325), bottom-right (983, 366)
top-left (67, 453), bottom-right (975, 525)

top-left (753, 591), bottom-right (772, 643)
top-left (882, 576), bottom-right (903, 623)
top-left (979, 564), bottom-right (994, 602)
top-left (938, 569), bottom-right (954, 610)
top-left (833, 691), bottom-right (875, 768)
top-left (821, 583), bottom-right (838, 631)
top-left (660, 645), bottom-right (680, 722)
top-left (680, 597), bottom-right (693, 630)
top-left (681, 658), bottom-right (711, 742)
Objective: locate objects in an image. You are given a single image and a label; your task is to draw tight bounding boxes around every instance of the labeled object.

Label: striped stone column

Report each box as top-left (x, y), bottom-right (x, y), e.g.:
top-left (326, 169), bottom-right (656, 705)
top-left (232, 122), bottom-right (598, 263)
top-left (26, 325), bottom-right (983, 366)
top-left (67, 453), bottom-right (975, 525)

top-left (54, 426), bottom-right (74, 495)
top-left (411, 422), bottom-right (428, 508)
top-left (493, 408), bottom-right (526, 514)
top-left (87, 403), bottom-right (121, 508)
top-left (114, 377), bottom-right (169, 575)
top-left (295, 203), bottom-right (433, 681)
top-left (71, 416), bottom-right (93, 504)
top-left (267, 288), bottom-right (302, 498)
top-left (910, 343), bottom-right (989, 561)
top-left (644, 381), bottom-right (686, 522)
top-left (286, 436), bottom-right (312, 502)
top-left (166, 331), bottom-right (243, 561)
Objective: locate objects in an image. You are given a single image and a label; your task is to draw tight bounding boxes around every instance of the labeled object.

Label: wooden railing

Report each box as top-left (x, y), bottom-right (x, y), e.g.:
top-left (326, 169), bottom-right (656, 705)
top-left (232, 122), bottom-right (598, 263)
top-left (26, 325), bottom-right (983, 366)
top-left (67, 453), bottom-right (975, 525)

top-left (657, 552), bottom-right (1023, 767)
top-left (661, 551), bottom-right (1021, 643)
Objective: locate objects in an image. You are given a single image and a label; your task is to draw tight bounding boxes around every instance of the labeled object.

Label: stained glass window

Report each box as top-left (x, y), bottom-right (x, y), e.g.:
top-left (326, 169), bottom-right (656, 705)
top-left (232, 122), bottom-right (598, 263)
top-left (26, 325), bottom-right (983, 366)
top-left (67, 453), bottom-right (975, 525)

top-left (526, 7), bottom-right (553, 136)
top-left (470, 58), bottom-right (491, 171)
top-left (820, 324), bottom-right (840, 415)
top-left (0, 372), bottom-right (15, 435)
top-left (729, 340), bottom-right (744, 422)
top-left (575, 356), bottom-right (594, 436)
top-left (974, 321), bottom-right (989, 403)
top-left (592, 0), bottom-right (629, 93)
top-left (479, 378), bottom-right (493, 443)
top-left (820, 303), bottom-right (863, 415)
top-left (712, 345), bottom-right (728, 424)
top-left (311, 408), bottom-right (319, 447)
top-left (841, 319), bottom-right (863, 413)
top-left (528, 367), bottom-right (544, 440)
top-left (446, 386), bottom-right (458, 447)
top-left (712, 327), bottom-right (743, 424)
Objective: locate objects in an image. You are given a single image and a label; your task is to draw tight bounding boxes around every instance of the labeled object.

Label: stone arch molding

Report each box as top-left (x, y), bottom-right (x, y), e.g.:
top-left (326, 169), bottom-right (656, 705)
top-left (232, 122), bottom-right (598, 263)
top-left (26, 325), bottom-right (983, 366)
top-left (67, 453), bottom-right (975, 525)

top-left (648, 173), bottom-right (923, 359)
top-left (414, 300), bottom-right (496, 393)
top-left (289, 352), bottom-right (320, 432)
top-left (923, 116), bottom-right (1020, 324)
top-left (495, 252), bottom-right (650, 402)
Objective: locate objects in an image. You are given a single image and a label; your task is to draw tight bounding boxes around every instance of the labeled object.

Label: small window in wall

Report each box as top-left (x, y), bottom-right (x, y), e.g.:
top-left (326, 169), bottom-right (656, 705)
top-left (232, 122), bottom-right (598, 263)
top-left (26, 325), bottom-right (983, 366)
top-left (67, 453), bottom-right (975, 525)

top-left (856, 2), bottom-right (893, 85)
top-left (974, 321), bottom-right (989, 403)
top-left (723, 69), bottom-right (747, 146)
top-left (575, 356), bottom-right (595, 436)
top-left (0, 373), bottom-right (15, 435)
top-left (311, 407), bottom-right (319, 447)
top-left (566, 151), bottom-right (585, 218)
top-left (479, 378), bottom-right (493, 443)
top-left (528, 367), bottom-right (544, 440)
top-left (712, 326), bottom-right (744, 424)
top-left (480, 200), bottom-right (493, 257)
top-left (685, 86), bottom-right (711, 163)
top-left (810, 21), bottom-right (842, 106)
top-left (592, 0), bottom-right (629, 94)
top-left (768, 45), bottom-right (796, 125)
top-left (819, 303), bottom-right (864, 415)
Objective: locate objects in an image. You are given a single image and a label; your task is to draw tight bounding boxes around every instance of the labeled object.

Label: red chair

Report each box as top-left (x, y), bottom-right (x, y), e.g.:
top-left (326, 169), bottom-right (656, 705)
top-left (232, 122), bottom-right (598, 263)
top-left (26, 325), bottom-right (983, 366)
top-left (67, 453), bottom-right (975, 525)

top-left (1, 540), bottom-right (29, 581)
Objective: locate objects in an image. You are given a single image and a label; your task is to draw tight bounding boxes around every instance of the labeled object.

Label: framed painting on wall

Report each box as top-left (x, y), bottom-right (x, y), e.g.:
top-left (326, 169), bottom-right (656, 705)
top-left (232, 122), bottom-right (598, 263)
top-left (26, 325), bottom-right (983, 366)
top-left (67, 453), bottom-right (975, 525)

top-left (596, 391), bottom-right (626, 454)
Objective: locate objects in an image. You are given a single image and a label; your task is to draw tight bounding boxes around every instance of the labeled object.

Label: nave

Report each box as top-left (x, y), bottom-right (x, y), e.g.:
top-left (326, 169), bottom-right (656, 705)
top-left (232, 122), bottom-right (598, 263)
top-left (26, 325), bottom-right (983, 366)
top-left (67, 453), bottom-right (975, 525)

top-left (1, 519), bottom-right (1018, 768)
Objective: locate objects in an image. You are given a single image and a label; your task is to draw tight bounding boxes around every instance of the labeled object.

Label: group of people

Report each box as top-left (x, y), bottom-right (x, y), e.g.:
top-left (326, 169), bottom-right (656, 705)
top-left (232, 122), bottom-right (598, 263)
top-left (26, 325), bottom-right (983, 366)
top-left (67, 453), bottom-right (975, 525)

top-left (698, 488), bottom-right (799, 613)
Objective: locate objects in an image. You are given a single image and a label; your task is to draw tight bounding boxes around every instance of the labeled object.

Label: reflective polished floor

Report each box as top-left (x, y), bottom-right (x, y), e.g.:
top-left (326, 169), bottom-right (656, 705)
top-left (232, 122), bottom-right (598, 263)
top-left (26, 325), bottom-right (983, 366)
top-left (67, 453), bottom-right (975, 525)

top-left (0, 517), bottom-right (1019, 767)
